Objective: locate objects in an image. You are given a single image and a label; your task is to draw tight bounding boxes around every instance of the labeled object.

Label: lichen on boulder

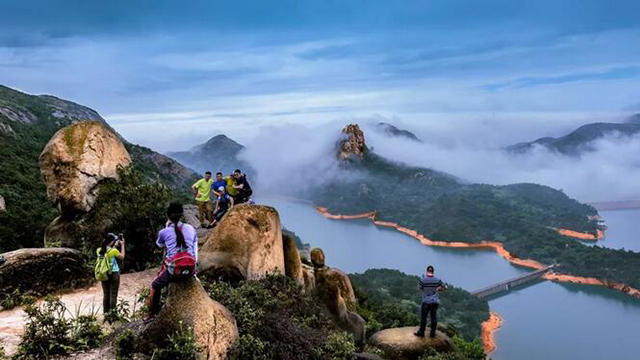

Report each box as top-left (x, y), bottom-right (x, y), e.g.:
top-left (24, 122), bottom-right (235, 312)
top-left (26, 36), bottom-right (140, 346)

top-left (0, 248), bottom-right (91, 301)
top-left (367, 326), bottom-right (453, 360)
top-left (311, 247), bottom-right (366, 346)
top-left (137, 278), bottom-right (238, 359)
top-left (198, 204), bottom-right (285, 281)
top-left (282, 233), bottom-right (304, 286)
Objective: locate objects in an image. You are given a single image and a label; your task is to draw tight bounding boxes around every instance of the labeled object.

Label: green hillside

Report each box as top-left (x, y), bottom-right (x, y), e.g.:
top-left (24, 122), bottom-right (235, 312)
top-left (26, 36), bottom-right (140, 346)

top-left (507, 122), bottom-right (640, 155)
top-left (0, 85), bottom-right (197, 252)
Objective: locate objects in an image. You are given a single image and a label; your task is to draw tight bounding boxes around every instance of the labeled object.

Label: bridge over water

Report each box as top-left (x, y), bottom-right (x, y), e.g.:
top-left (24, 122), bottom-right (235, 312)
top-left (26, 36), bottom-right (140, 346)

top-left (472, 265), bottom-right (555, 299)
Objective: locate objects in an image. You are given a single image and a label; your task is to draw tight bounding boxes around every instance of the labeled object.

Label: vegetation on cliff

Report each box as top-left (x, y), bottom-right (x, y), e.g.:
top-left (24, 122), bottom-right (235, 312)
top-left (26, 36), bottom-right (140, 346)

top-left (204, 274), bottom-right (357, 360)
top-left (349, 269), bottom-right (489, 341)
top-left (0, 85), bottom-right (197, 253)
top-left (313, 148), bottom-right (640, 290)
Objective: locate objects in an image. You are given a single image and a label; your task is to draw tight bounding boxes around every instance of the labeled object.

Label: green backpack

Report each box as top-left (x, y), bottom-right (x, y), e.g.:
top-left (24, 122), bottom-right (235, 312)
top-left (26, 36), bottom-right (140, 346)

top-left (94, 249), bottom-right (111, 281)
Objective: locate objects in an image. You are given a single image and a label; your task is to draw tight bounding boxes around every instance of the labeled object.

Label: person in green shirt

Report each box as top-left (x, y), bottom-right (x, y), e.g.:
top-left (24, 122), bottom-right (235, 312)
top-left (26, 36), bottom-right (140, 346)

top-left (97, 233), bottom-right (125, 315)
top-left (191, 171), bottom-right (214, 225)
top-left (225, 174), bottom-right (239, 198)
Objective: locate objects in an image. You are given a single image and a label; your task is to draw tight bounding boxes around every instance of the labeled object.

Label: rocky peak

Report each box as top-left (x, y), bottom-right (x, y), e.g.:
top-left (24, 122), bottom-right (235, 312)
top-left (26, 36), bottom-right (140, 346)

top-left (338, 123), bottom-right (367, 160)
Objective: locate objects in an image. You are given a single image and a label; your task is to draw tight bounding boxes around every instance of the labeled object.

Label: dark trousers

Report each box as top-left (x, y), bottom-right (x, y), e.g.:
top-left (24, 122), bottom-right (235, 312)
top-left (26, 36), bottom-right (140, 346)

top-left (101, 272), bottom-right (120, 314)
top-left (149, 267), bottom-right (172, 316)
top-left (235, 189), bottom-right (253, 204)
top-left (419, 302), bottom-right (439, 337)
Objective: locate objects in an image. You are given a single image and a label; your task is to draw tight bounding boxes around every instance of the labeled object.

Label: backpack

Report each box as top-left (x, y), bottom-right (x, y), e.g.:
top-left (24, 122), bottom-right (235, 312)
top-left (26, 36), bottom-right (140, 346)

top-left (166, 247), bottom-right (196, 279)
top-left (95, 249), bottom-right (111, 281)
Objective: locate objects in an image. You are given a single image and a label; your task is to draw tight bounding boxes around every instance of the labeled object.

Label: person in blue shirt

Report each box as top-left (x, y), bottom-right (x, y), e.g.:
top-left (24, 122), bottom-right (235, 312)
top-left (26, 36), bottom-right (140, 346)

top-left (415, 265), bottom-right (447, 338)
top-left (211, 172), bottom-right (227, 199)
top-left (210, 186), bottom-right (234, 228)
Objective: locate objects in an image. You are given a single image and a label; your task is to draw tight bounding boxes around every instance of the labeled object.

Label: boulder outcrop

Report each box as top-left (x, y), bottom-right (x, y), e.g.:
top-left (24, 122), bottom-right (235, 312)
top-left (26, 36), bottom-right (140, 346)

top-left (311, 248), bottom-right (366, 345)
top-left (39, 121), bottom-right (131, 248)
top-left (198, 205), bottom-right (285, 280)
top-left (0, 248), bottom-right (91, 302)
top-left (39, 121), bottom-right (131, 214)
top-left (338, 124), bottom-right (368, 160)
top-left (138, 278), bottom-right (238, 359)
top-left (282, 233), bottom-right (304, 286)
top-left (367, 326), bottom-right (453, 360)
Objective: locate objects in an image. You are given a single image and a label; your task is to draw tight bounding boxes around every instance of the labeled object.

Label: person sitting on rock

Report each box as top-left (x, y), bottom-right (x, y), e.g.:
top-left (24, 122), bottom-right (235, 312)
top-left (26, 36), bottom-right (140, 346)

top-left (97, 232), bottom-right (125, 315)
top-left (145, 202), bottom-right (198, 323)
top-left (209, 186), bottom-right (234, 228)
top-left (191, 171), bottom-right (214, 226)
top-left (232, 169), bottom-right (253, 204)
top-left (415, 265), bottom-right (447, 338)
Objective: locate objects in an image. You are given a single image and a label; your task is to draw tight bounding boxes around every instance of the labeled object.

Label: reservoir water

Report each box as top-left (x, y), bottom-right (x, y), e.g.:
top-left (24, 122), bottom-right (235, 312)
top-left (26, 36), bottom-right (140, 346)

top-left (596, 209), bottom-right (640, 252)
top-left (259, 197), bottom-right (640, 360)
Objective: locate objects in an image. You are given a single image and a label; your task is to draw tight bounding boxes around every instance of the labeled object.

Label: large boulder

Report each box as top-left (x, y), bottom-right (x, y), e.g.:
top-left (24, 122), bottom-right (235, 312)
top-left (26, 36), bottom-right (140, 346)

top-left (0, 248), bottom-right (92, 302)
top-left (282, 233), bottom-right (304, 286)
top-left (138, 278), bottom-right (238, 359)
top-left (367, 326), bottom-right (453, 360)
top-left (311, 248), bottom-right (366, 345)
top-left (39, 121), bottom-right (131, 215)
top-left (199, 205), bottom-right (285, 281)
top-left (39, 121), bottom-right (131, 248)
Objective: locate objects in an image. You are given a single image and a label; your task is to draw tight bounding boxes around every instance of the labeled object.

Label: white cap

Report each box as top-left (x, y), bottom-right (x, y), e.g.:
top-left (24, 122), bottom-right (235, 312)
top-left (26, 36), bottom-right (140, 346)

top-left (218, 186), bottom-right (225, 191)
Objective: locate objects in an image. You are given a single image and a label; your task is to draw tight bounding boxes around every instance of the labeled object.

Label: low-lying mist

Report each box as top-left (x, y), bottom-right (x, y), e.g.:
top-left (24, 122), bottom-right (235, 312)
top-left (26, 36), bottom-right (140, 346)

top-left (239, 118), bottom-right (640, 204)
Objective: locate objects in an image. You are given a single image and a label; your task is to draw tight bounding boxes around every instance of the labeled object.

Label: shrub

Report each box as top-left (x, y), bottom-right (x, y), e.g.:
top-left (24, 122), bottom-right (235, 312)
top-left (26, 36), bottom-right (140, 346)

top-left (418, 336), bottom-right (486, 360)
top-left (14, 296), bottom-right (105, 359)
top-left (104, 299), bottom-right (131, 324)
top-left (205, 274), bottom-right (354, 360)
top-left (151, 324), bottom-right (201, 360)
top-left (15, 296), bottom-right (75, 358)
top-left (115, 329), bottom-right (137, 360)
top-left (71, 315), bottom-right (105, 351)
top-left (314, 331), bottom-right (356, 360)
top-left (84, 166), bottom-right (173, 271)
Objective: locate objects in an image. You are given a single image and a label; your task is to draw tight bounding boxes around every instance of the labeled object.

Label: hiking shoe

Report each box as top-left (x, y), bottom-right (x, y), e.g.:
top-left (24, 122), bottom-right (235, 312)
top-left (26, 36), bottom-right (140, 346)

top-left (414, 331), bottom-right (424, 337)
top-left (143, 314), bottom-right (156, 324)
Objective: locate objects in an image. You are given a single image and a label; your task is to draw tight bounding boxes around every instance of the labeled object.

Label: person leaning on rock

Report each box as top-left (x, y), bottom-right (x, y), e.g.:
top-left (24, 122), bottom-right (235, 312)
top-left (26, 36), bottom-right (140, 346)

top-left (415, 265), bottom-right (447, 338)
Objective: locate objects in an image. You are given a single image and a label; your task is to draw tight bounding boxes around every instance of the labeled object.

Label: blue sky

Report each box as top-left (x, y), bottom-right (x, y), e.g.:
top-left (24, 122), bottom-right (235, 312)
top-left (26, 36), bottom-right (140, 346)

top-left (1, 0), bottom-right (639, 151)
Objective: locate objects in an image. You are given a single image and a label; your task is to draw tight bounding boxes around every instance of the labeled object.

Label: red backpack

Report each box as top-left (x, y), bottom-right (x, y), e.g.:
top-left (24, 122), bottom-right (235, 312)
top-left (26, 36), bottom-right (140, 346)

top-left (166, 247), bottom-right (196, 279)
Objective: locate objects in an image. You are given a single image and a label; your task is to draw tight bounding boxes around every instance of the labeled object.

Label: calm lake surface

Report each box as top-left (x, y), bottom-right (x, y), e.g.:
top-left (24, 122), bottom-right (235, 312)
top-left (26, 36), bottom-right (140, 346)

top-left (258, 197), bottom-right (640, 360)
top-left (595, 209), bottom-right (640, 252)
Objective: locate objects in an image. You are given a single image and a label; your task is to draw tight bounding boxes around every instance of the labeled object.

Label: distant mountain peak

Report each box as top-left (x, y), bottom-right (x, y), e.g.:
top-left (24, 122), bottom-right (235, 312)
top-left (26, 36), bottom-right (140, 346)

top-left (375, 122), bottom-right (421, 142)
top-left (338, 124), bottom-right (368, 160)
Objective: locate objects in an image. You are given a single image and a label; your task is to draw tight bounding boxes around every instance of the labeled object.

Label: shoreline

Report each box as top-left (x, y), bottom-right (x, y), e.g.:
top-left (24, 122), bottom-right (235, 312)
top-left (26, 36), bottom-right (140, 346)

top-left (316, 207), bottom-right (639, 298)
top-left (556, 228), bottom-right (605, 241)
top-left (315, 206), bottom-right (640, 350)
top-left (481, 311), bottom-right (503, 354)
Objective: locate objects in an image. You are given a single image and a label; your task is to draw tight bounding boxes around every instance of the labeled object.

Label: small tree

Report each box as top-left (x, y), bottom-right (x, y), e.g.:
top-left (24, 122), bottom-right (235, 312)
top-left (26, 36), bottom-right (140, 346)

top-left (84, 166), bottom-right (173, 271)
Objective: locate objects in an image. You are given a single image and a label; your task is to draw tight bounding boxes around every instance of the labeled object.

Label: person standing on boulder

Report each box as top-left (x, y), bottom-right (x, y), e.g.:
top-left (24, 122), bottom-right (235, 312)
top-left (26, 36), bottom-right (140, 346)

top-left (415, 265), bottom-right (447, 338)
top-left (191, 171), bottom-right (214, 226)
top-left (232, 169), bottom-right (253, 204)
top-left (145, 202), bottom-right (198, 323)
top-left (97, 233), bottom-right (125, 315)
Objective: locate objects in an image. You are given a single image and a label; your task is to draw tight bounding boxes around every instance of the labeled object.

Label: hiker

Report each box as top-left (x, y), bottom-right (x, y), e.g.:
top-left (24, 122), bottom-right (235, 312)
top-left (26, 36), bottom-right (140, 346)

top-left (212, 171), bottom-right (227, 195)
top-left (145, 202), bottom-right (198, 323)
top-left (191, 171), bottom-right (214, 226)
top-left (210, 186), bottom-right (234, 228)
top-left (225, 173), bottom-right (239, 201)
top-left (415, 265), bottom-right (447, 338)
top-left (96, 233), bottom-right (125, 315)
top-left (232, 169), bottom-right (253, 204)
